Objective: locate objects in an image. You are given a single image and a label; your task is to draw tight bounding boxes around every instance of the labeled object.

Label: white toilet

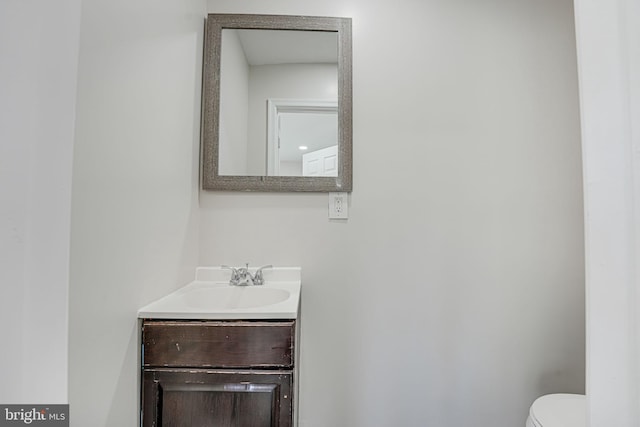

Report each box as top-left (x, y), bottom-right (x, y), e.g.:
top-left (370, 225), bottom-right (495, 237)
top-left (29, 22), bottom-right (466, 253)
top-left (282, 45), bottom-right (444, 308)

top-left (526, 394), bottom-right (586, 427)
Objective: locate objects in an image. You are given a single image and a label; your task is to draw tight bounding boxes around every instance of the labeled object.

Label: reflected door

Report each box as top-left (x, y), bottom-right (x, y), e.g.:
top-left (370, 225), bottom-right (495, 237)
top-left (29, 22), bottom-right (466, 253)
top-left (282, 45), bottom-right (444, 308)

top-left (267, 99), bottom-right (338, 176)
top-left (302, 145), bottom-right (338, 176)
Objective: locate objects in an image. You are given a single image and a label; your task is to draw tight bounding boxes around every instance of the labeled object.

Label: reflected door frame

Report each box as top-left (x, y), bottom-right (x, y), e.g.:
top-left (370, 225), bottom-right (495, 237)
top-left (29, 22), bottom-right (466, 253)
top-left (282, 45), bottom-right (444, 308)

top-left (266, 98), bottom-right (338, 176)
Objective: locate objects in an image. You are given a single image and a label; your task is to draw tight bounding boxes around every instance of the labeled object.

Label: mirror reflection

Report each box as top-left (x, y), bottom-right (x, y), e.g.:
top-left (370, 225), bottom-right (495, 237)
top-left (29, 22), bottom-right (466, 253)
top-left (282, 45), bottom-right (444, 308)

top-left (219, 29), bottom-right (339, 177)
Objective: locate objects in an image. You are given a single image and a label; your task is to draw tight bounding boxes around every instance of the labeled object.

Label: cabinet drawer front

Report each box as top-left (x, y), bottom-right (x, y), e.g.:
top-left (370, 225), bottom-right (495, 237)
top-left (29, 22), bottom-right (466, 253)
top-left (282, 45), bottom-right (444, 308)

top-left (143, 320), bottom-right (295, 368)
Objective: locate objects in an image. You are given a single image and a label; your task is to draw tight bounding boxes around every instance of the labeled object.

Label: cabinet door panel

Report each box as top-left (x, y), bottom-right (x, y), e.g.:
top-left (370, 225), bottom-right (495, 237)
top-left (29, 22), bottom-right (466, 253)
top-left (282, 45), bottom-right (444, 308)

top-left (142, 369), bottom-right (292, 427)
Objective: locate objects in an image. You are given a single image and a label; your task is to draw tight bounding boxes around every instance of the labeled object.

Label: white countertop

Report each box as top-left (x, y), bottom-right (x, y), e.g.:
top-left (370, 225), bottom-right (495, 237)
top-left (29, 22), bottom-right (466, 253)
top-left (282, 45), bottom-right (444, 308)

top-left (137, 267), bottom-right (301, 320)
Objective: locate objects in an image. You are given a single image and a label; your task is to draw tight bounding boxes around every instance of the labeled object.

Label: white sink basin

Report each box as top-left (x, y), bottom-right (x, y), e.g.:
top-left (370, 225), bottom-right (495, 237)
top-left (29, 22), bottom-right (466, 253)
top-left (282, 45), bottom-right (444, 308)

top-left (137, 267), bottom-right (301, 320)
top-left (182, 286), bottom-right (290, 310)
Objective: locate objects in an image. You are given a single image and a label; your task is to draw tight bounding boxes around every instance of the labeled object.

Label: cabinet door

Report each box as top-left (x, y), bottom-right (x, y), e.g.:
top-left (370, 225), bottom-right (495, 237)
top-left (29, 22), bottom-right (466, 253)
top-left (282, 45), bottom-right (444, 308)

top-left (142, 369), bottom-right (293, 427)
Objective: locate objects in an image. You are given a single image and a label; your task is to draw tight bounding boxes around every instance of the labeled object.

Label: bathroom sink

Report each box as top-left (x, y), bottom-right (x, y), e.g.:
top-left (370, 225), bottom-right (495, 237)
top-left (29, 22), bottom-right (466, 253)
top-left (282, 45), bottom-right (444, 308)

top-left (137, 266), bottom-right (301, 320)
top-left (182, 286), bottom-right (290, 310)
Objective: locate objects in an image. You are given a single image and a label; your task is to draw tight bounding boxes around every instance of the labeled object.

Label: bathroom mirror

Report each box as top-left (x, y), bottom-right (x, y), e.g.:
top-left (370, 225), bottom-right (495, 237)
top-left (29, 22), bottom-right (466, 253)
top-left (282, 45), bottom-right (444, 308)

top-left (201, 14), bottom-right (352, 191)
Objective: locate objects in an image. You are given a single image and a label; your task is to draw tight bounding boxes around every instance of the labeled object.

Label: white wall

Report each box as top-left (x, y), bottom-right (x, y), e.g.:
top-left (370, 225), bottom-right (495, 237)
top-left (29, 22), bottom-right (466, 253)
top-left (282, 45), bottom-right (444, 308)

top-left (574, 0), bottom-right (640, 425)
top-left (0, 0), bottom-right (80, 404)
top-left (204, 1), bottom-right (584, 426)
top-left (1, 0), bottom-right (585, 425)
top-left (219, 29), bottom-right (250, 175)
top-left (68, 0), bottom-right (205, 424)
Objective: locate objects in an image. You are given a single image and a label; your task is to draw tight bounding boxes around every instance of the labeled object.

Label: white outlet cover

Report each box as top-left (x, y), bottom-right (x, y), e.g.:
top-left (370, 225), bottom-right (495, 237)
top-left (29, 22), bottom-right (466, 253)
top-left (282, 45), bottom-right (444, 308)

top-left (329, 192), bottom-right (348, 219)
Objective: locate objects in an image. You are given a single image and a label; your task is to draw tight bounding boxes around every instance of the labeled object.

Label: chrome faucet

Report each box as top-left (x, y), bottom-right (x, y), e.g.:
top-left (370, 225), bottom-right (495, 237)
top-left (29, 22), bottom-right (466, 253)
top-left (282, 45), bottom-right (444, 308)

top-left (222, 264), bottom-right (272, 286)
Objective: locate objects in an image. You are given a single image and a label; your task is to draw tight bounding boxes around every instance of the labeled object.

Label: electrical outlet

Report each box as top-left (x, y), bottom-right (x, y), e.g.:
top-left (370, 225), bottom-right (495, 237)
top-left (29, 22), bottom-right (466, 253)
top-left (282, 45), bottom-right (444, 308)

top-left (329, 192), bottom-right (348, 219)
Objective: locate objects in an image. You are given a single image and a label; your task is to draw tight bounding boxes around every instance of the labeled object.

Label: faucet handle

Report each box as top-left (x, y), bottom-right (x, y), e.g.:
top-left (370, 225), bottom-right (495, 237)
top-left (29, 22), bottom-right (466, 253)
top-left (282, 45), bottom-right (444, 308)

top-left (253, 265), bottom-right (273, 286)
top-left (221, 265), bottom-right (240, 285)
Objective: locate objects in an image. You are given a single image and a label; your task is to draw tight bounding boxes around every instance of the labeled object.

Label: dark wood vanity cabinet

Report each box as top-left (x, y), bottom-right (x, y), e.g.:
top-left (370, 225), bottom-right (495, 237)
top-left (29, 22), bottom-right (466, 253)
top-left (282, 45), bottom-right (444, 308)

top-left (141, 320), bottom-right (297, 427)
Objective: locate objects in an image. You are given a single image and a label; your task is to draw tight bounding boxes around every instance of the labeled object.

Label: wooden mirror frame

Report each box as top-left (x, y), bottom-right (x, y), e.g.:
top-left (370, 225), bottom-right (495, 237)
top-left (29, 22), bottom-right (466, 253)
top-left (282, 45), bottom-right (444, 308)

top-left (201, 14), bottom-right (352, 192)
